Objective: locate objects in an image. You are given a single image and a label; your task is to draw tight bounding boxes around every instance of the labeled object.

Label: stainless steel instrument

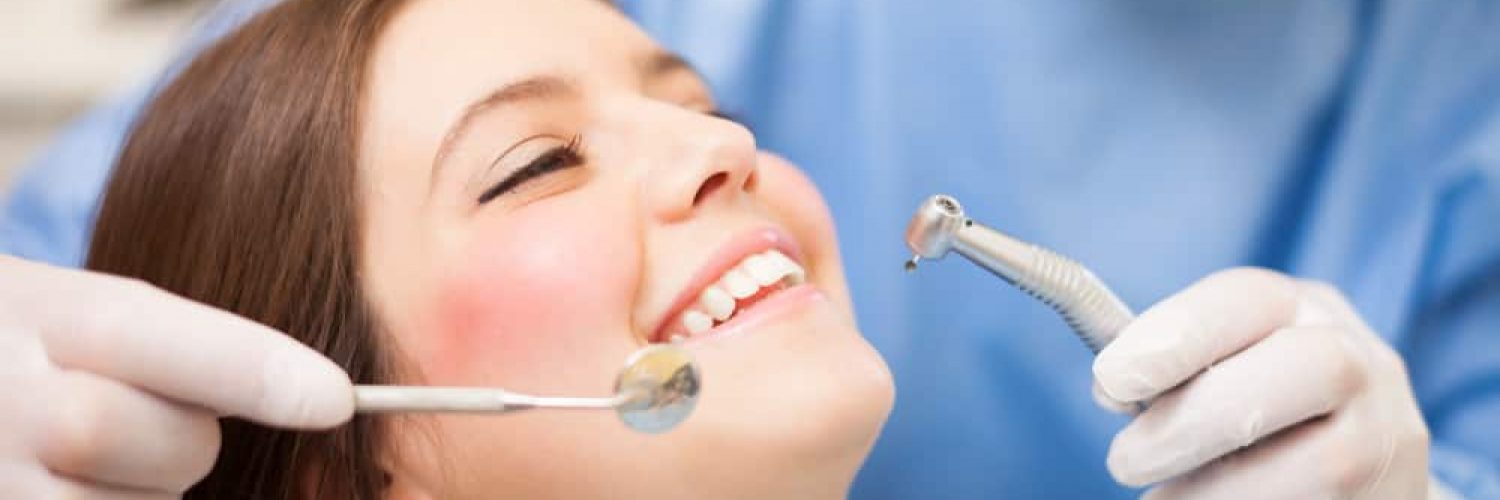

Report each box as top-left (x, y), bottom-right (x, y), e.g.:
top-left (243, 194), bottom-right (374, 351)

top-left (354, 344), bottom-right (699, 434)
top-left (904, 194), bottom-right (1135, 354)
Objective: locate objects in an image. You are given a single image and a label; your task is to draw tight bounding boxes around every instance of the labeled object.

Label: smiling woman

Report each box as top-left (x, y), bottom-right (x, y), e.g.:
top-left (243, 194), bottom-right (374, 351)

top-left (86, 0), bottom-right (893, 499)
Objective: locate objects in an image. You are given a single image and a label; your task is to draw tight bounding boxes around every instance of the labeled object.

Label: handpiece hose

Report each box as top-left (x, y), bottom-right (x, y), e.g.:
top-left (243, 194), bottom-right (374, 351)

top-left (904, 194), bottom-right (1134, 353)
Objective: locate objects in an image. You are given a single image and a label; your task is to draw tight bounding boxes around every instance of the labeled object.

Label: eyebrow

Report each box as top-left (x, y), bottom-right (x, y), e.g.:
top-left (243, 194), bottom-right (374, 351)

top-left (642, 51), bottom-right (697, 81)
top-left (429, 76), bottom-right (577, 180)
top-left (428, 51), bottom-right (704, 183)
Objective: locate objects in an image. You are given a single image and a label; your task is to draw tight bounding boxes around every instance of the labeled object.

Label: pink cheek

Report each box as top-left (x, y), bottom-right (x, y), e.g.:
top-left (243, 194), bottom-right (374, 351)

top-left (420, 215), bottom-right (639, 386)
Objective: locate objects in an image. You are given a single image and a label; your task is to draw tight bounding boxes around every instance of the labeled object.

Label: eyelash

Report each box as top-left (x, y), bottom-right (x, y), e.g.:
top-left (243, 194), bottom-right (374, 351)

top-left (473, 110), bottom-right (737, 205)
top-left (477, 134), bottom-right (585, 204)
top-left (708, 109), bottom-right (745, 128)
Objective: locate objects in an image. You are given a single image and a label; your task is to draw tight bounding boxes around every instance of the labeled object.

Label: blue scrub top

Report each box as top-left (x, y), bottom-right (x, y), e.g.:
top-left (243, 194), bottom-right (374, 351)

top-left (4, 1), bottom-right (1497, 498)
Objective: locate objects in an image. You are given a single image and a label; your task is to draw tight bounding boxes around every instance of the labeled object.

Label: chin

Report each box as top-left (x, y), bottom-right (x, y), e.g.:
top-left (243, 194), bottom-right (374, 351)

top-left (669, 289), bottom-right (895, 498)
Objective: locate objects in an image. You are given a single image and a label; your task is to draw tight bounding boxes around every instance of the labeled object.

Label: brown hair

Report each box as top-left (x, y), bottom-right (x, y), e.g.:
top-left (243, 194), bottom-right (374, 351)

top-left (87, 0), bottom-right (407, 498)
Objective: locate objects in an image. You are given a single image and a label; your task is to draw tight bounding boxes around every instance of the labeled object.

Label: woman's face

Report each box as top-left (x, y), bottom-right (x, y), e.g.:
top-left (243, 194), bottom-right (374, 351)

top-left (356, 0), bottom-right (893, 498)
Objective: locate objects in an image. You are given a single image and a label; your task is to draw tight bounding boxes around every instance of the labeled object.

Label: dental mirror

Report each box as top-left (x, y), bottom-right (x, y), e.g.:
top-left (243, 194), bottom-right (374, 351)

top-left (354, 344), bottom-right (701, 434)
top-left (612, 344), bottom-right (701, 433)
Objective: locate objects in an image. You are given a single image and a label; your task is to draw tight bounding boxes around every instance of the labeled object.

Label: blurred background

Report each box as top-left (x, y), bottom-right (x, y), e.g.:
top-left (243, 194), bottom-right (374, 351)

top-left (0, 0), bottom-right (209, 192)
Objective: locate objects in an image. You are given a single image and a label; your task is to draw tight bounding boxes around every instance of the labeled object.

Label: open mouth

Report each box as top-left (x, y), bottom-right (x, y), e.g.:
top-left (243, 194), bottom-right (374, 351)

top-left (654, 249), bottom-right (807, 343)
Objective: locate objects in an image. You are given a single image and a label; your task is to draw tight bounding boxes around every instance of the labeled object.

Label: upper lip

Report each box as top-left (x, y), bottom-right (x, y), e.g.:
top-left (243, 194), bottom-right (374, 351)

top-left (648, 226), bottom-right (806, 343)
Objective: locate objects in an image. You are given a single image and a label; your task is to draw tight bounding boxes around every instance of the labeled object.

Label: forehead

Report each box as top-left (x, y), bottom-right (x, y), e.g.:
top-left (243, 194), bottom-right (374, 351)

top-left (361, 0), bottom-right (654, 157)
top-left (375, 0), bottom-right (646, 79)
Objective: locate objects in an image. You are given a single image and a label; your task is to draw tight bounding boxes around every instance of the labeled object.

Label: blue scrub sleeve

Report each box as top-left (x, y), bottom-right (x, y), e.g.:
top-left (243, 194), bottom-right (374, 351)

top-left (1410, 157), bottom-right (1500, 498)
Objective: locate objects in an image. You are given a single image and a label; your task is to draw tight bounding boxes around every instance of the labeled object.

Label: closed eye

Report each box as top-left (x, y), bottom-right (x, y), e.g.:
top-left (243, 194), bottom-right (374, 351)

top-left (708, 109), bottom-right (746, 128)
top-left (477, 135), bottom-right (585, 204)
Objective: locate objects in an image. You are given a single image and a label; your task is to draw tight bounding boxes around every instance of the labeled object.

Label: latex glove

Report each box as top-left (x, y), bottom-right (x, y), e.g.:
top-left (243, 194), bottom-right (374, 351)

top-left (0, 256), bottom-right (353, 498)
top-left (1093, 268), bottom-right (1431, 499)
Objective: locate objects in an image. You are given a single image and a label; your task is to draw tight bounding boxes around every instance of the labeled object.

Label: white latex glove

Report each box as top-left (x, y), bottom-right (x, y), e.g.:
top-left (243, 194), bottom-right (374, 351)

top-left (1092, 268), bottom-right (1431, 499)
top-left (0, 256), bottom-right (354, 498)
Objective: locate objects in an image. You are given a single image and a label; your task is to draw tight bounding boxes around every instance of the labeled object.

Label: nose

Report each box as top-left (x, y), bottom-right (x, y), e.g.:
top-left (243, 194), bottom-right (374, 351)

top-left (643, 110), bottom-right (759, 222)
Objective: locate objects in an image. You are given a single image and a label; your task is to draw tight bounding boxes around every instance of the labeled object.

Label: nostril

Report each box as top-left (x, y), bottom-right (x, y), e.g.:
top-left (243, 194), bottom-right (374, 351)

top-left (693, 172), bottom-right (729, 206)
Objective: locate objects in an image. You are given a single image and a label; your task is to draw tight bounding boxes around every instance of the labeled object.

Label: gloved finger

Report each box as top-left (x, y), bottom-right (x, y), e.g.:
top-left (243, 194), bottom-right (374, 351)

top-left (0, 323), bottom-right (51, 375)
top-left (1296, 279), bottom-right (1373, 330)
top-left (0, 464), bottom-right (175, 500)
top-left (1091, 380), bottom-right (1137, 415)
top-left (0, 327), bottom-right (50, 448)
top-left (1106, 324), bottom-right (1364, 486)
top-left (44, 474), bottom-right (177, 500)
top-left (1094, 267), bottom-right (1299, 403)
top-left (0, 257), bottom-right (352, 428)
top-left (1143, 411), bottom-right (1405, 500)
top-left (35, 371), bottom-right (221, 493)
top-left (1141, 418), bottom-right (1331, 499)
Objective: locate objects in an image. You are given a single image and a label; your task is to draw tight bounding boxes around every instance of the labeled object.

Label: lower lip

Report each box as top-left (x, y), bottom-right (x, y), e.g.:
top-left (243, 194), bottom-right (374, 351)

top-left (676, 284), bottom-right (824, 345)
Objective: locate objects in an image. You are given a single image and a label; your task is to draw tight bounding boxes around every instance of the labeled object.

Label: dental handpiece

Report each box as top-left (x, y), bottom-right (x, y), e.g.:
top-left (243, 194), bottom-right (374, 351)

top-left (904, 194), bottom-right (1134, 354)
top-left (353, 344), bottom-right (700, 434)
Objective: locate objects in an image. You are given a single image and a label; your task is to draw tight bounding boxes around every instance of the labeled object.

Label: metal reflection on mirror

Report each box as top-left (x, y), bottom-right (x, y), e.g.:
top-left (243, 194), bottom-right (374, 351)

top-left (614, 344), bottom-right (700, 433)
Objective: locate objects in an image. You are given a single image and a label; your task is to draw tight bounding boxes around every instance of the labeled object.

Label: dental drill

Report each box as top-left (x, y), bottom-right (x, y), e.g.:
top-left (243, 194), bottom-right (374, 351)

top-left (904, 194), bottom-right (1135, 354)
top-left (353, 344), bottom-right (700, 434)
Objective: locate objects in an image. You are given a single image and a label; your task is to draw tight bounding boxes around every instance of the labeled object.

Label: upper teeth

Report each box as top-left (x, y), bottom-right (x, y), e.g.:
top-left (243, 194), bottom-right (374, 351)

top-left (674, 249), bottom-right (806, 338)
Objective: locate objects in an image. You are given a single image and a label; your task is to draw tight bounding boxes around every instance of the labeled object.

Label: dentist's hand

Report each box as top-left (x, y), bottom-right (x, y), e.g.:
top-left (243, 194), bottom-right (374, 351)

top-left (0, 256), bottom-right (353, 498)
top-left (1093, 268), bottom-right (1430, 499)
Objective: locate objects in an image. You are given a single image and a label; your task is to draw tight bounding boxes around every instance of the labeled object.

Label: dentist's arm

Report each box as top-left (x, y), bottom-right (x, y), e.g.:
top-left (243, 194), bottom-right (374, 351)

top-left (1093, 268), bottom-right (1433, 499)
top-left (0, 255), bottom-right (352, 498)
